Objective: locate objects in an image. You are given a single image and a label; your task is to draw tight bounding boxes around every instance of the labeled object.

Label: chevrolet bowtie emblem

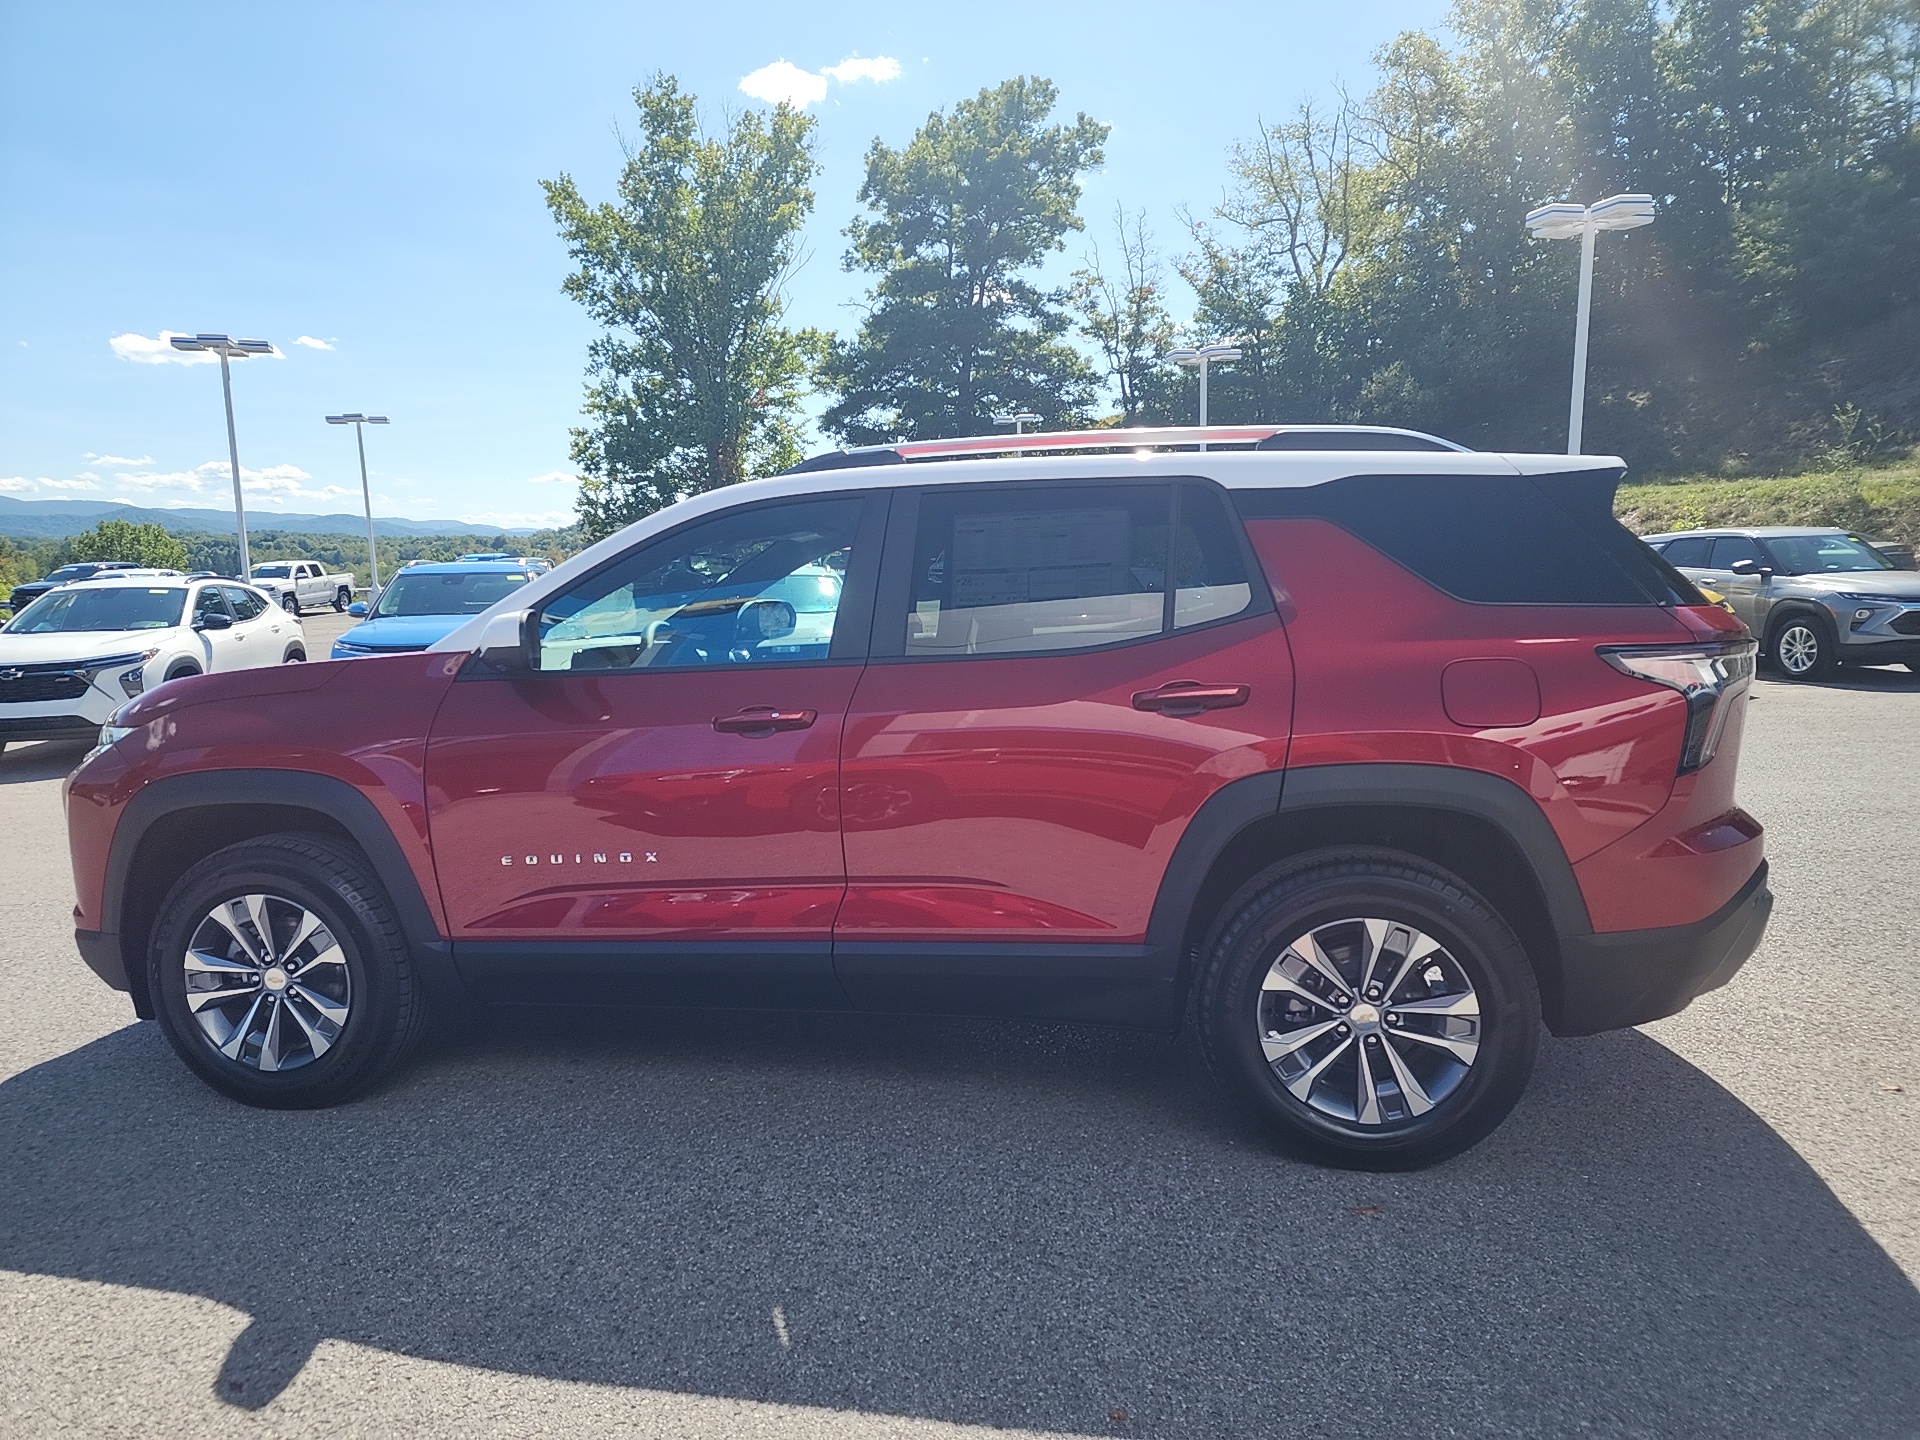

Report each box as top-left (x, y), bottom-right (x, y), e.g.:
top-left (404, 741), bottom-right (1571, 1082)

top-left (0, 669), bottom-right (23, 682)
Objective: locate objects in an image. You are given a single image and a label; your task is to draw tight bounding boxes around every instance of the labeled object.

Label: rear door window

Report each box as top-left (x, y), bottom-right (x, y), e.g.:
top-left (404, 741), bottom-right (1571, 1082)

top-left (1659, 536), bottom-right (1714, 568)
top-left (894, 481), bottom-right (1255, 658)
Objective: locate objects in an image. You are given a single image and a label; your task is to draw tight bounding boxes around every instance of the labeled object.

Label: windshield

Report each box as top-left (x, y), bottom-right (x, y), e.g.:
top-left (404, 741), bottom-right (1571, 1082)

top-left (251, 564), bottom-right (292, 578)
top-left (1763, 533), bottom-right (1896, 575)
top-left (372, 571), bottom-right (529, 618)
top-left (7, 586), bottom-right (186, 633)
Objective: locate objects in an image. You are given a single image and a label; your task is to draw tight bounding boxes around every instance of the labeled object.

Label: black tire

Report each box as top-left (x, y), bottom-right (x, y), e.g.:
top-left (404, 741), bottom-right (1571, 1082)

top-left (1196, 847), bottom-right (1540, 1171)
top-left (148, 833), bottom-right (428, 1107)
top-left (282, 645), bottom-right (306, 663)
top-left (1765, 610), bottom-right (1837, 681)
top-left (164, 663), bottom-right (200, 683)
top-left (333, 587), bottom-right (349, 612)
top-left (281, 593), bottom-right (300, 615)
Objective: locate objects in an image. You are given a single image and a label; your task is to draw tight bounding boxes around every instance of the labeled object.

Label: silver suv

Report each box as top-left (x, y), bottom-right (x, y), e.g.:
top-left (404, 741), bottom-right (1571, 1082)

top-left (1644, 526), bottom-right (1920, 680)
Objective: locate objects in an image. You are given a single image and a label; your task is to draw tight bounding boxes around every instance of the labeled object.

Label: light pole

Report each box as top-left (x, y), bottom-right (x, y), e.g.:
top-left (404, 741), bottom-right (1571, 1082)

top-left (1166, 343), bottom-right (1243, 447)
top-left (168, 333), bottom-right (274, 576)
top-left (1524, 193), bottom-right (1655, 454)
top-left (325, 413), bottom-right (390, 592)
top-left (991, 410), bottom-right (1042, 435)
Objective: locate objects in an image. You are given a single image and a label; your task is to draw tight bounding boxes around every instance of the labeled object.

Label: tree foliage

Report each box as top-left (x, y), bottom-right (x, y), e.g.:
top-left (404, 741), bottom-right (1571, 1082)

top-left (1070, 207), bottom-right (1183, 424)
top-left (820, 77), bottom-right (1109, 443)
top-left (1183, 0), bottom-right (1920, 468)
top-left (69, 519), bottom-right (188, 571)
top-left (544, 75), bottom-right (818, 538)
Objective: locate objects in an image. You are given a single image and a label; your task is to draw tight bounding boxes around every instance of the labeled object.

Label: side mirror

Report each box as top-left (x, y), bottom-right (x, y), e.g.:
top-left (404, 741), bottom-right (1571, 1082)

top-left (195, 611), bottom-right (233, 631)
top-left (735, 598), bottom-right (798, 645)
top-left (346, 601), bottom-right (368, 617)
top-left (1728, 559), bottom-right (1772, 577)
top-left (476, 607), bottom-right (538, 673)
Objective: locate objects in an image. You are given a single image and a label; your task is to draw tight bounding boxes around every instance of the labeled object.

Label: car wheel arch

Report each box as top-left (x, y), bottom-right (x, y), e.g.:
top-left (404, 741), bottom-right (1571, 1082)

top-left (102, 771), bottom-right (459, 1019)
top-left (1149, 764), bottom-right (1588, 1033)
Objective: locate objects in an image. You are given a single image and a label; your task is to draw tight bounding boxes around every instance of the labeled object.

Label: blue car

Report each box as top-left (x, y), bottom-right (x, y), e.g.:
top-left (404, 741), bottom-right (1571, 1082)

top-left (331, 561), bottom-right (533, 658)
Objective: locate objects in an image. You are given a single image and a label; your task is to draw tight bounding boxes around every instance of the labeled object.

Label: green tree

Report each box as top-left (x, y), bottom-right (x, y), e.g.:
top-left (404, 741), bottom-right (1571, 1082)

top-left (1070, 206), bottom-right (1183, 424)
top-left (820, 77), bottom-right (1109, 443)
top-left (544, 75), bottom-right (818, 539)
top-left (69, 519), bottom-right (188, 571)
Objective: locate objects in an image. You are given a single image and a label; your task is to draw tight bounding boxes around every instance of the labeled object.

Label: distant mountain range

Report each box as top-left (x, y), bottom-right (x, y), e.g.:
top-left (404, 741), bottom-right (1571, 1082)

top-left (0, 496), bottom-right (537, 541)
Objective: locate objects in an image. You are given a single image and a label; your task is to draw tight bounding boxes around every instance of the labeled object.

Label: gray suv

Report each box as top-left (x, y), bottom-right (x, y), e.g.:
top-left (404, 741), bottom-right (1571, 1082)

top-left (1643, 526), bottom-right (1920, 680)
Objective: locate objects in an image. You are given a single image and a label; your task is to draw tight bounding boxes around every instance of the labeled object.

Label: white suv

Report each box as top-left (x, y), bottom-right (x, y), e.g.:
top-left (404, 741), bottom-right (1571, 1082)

top-left (0, 574), bottom-right (305, 749)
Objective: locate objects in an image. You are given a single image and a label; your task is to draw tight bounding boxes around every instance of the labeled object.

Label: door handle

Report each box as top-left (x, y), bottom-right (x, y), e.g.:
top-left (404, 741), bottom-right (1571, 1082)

top-left (1132, 681), bottom-right (1251, 715)
top-left (713, 707), bottom-right (817, 735)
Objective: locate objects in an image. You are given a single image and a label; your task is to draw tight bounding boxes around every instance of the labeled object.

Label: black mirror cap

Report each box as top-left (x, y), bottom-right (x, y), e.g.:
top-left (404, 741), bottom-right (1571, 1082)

top-left (195, 612), bottom-right (234, 631)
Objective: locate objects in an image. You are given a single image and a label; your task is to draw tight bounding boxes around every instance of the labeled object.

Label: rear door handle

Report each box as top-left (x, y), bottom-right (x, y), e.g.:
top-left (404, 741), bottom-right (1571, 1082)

top-left (713, 707), bottom-right (818, 735)
top-left (1132, 681), bottom-right (1251, 716)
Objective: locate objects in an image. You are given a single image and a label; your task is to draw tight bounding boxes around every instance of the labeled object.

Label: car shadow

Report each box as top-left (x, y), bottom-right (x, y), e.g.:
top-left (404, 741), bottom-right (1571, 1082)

top-left (1757, 663), bottom-right (1920, 693)
top-left (3, 1011), bottom-right (1914, 1435)
top-left (0, 737), bottom-right (92, 785)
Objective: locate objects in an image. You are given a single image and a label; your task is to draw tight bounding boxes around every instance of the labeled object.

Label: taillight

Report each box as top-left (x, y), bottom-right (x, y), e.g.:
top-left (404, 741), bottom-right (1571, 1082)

top-left (1599, 640), bottom-right (1757, 774)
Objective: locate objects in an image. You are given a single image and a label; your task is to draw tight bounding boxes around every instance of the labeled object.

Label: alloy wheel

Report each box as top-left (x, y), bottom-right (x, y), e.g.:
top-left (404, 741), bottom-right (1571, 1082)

top-left (183, 893), bottom-right (352, 1072)
top-left (1776, 623), bottom-right (1820, 675)
top-left (1256, 917), bottom-right (1481, 1127)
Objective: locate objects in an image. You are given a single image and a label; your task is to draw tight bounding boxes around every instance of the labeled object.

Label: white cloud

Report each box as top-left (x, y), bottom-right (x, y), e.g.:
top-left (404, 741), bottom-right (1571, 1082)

top-left (739, 60), bottom-right (829, 108)
top-left (821, 55), bottom-right (901, 85)
top-left (525, 470), bottom-right (578, 485)
top-left (108, 331), bottom-right (284, 365)
top-left (111, 460), bottom-right (352, 509)
top-left (293, 335), bottom-right (334, 350)
top-left (111, 331), bottom-right (216, 366)
top-left (84, 453), bottom-right (154, 467)
top-left (458, 509), bottom-right (575, 530)
top-left (0, 474), bottom-right (102, 494)
top-left (740, 53), bottom-right (900, 109)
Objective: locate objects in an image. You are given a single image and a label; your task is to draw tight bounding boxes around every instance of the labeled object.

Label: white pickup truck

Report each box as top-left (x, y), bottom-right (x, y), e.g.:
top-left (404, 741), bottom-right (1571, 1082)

top-left (248, 560), bottom-right (356, 615)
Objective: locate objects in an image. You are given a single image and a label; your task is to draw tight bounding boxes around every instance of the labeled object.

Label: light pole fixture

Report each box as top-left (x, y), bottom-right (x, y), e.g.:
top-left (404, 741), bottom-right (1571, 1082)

top-left (991, 410), bottom-right (1043, 435)
top-left (168, 333), bottom-right (274, 576)
top-left (1524, 193), bottom-right (1655, 454)
top-left (325, 412), bottom-right (390, 592)
top-left (1165, 344), bottom-right (1243, 444)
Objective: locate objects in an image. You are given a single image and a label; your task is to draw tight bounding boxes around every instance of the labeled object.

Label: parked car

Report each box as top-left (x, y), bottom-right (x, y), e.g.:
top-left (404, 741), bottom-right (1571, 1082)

top-left (8, 559), bottom-right (141, 615)
top-left (249, 561), bottom-right (355, 616)
top-left (330, 560), bottom-right (533, 658)
top-left (67, 424), bottom-right (1770, 1171)
top-left (1643, 525), bottom-right (1920, 679)
top-left (1, 574), bottom-right (303, 748)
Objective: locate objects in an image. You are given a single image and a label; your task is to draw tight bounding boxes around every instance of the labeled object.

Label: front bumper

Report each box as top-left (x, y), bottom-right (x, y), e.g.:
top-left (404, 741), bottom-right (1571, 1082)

top-left (1838, 637), bottom-right (1920, 665)
top-left (1552, 861), bottom-right (1772, 1035)
top-left (0, 713), bottom-right (104, 741)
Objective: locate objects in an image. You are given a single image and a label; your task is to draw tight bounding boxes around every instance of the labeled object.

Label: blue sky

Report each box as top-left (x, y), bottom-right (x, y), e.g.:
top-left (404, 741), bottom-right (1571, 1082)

top-left (1, 1), bottom-right (1448, 530)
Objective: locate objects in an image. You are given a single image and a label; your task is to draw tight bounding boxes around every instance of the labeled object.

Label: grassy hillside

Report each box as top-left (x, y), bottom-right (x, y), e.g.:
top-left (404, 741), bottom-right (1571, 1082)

top-left (1616, 458), bottom-right (1920, 546)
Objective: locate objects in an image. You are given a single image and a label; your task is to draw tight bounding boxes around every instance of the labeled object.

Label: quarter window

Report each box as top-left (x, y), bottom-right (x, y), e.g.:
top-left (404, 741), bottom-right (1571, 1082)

top-left (535, 497), bottom-right (863, 671)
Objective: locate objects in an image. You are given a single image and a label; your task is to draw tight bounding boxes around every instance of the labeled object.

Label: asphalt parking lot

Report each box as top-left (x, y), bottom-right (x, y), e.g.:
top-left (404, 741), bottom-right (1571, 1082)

top-left (1, 646), bottom-right (1915, 1438)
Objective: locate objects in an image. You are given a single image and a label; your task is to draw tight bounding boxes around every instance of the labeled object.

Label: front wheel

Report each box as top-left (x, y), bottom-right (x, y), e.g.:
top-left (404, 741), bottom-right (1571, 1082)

top-left (148, 833), bottom-right (428, 1107)
top-left (1767, 613), bottom-right (1837, 681)
top-left (1196, 847), bottom-right (1540, 1171)
top-left (281, 593), bottom-right (300, 616)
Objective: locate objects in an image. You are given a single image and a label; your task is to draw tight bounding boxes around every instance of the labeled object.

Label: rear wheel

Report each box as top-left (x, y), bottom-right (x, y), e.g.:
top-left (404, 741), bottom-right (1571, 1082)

top-left (1196, 847), bottom-right (1540, 1170)
top-left (148, 833), bottom-right (428, 1107)
top-left (1767, 612), bottom-right (1837, 681)
top-left (282, 644), bottom-right (306, 663)
top-left (333, 587), bottom-right (350, 612)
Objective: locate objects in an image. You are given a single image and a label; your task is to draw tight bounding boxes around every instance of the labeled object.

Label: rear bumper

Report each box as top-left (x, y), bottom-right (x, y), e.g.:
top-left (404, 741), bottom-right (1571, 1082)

top-left (1551, 861), bottom-right (1771, 1035)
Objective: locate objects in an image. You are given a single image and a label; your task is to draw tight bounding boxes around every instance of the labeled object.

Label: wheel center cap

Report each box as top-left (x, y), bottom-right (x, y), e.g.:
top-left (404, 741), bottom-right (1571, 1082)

top-left (262, 967), bottom-right (289, 992)
top-left (1348, 1001), bottom-right (1381, 1028)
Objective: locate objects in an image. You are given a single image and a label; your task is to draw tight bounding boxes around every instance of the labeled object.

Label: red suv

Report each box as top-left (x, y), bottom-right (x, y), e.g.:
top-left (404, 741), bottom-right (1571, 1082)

top-left (64, 426), bottom-right (1771, 1169)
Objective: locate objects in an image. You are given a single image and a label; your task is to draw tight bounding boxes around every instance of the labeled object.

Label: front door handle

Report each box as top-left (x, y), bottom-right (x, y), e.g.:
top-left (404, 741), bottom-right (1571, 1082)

top-left (1132, 681), bottom-right (1251, 716)
top-left (713, 707), bottom-right (818, 735)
